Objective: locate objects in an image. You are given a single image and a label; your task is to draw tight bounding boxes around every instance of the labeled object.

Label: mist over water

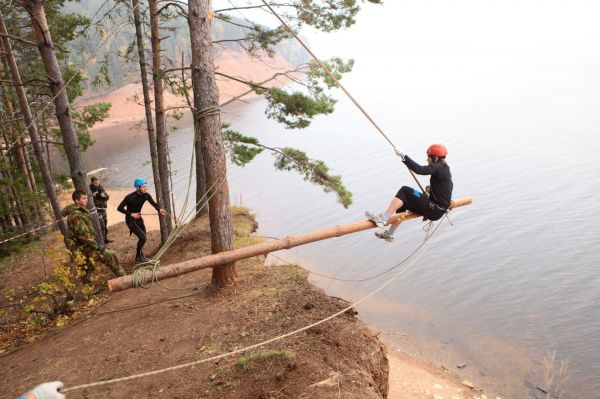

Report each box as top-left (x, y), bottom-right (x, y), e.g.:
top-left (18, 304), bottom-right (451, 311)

top-left (80, 1), bottom-right (600, 397)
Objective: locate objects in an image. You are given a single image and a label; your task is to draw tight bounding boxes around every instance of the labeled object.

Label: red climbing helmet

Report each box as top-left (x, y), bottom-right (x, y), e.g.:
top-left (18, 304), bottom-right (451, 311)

top-left (427, 144), bottom-right (448, 157)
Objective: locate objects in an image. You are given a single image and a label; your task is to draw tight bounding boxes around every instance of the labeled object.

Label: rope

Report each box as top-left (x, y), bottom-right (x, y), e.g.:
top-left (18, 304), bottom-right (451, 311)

top-left (0, 219), bottom-right (59, 245)
top-left (130, 105), bottom-right (224, 290)
top-left (259, 0), bottom-right (425, 194)
top-left (130, 172), bottom-right (225, 290)
top-left (61, 216), bottom-right (442, 393)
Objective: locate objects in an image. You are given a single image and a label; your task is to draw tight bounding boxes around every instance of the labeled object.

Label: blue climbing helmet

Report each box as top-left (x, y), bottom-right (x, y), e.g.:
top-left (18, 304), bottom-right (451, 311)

top-left (134, 178), bottom-right (148, 188)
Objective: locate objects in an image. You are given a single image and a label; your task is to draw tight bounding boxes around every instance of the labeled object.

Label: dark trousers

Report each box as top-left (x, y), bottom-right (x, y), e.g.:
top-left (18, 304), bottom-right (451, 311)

top-left (127, 217), bottom-right (147, 257)
top-left (395, 186), bottom-right (446, 221)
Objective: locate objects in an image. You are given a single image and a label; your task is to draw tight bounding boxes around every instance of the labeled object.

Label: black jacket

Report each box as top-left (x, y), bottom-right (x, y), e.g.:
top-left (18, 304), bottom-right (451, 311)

top-left (89, 184), bottom-right (109, 209)
top-left (117, 191), bottom-right (160, 221)
top-left (403, 155), bottom-right (453, 209)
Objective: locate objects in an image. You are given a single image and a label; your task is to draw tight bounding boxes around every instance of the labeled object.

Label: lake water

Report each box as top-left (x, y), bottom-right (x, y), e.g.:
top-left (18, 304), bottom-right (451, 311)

top-left (76, 1), bottom-right (600, 397)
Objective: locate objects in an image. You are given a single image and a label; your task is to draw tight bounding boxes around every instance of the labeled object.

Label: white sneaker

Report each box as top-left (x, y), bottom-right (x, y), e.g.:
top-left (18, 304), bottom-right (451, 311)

top-left (375, 230), bottom-right (394, 242)
top-left (365, 211), bottom-right (387, 228)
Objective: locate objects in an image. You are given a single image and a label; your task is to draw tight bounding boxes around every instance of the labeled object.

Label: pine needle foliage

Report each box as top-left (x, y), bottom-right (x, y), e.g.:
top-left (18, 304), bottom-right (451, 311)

top-left (223, 125), bottom-right (352, 208)
top-left (264, 57), bottom-right (353, 129)
top-left (274, 147), bottom-right (352, 208)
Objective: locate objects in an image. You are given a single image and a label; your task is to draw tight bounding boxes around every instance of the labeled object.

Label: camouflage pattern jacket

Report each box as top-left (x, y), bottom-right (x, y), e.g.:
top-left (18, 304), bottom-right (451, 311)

top-left (60, 204), bottom-right (99, 252)
top-left (89, 184), bottom-right (109, 210)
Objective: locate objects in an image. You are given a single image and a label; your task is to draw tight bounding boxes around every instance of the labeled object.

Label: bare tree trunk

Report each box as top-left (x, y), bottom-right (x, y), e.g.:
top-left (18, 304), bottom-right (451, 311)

top-left (148, 0), bottom-right (172, 237)
top-left (188, 0), bottom-right (235, 289)
top-left (131, 0), bottom-right (169, 243)
top-left (0, 10), bottom-right (67, 237)
top-left (0, 155), bottom-right (27, 227)
top-left (21, 140), bottom-right (38, 194)
top-left (194, 122), bottom-right (208, 217)
top-left (20, 0), bottom-right (103, 244)
top-left (0, 60), bottom-right (32, 192)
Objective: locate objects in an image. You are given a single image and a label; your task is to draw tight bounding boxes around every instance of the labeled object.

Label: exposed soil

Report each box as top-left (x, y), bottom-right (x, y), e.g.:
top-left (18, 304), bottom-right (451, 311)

top-left (1, 203), bottom-right (485, 399)
top-left (77, 48), bottom-right (294, 128)
top-left (1, 209), bottom-right (389, 398)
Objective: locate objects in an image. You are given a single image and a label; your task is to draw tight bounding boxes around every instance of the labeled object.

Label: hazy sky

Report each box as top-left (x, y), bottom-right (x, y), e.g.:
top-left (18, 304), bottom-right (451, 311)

top-left (213, 0), bottom-right (600, 58)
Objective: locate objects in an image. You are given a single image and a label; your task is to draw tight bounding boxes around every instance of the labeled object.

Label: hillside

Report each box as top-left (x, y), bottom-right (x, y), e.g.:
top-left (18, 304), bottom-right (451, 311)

top-left (61, 0), bottom-right (308, 91)
top-left (76, 48), bottom-right (294, 127)
top-left (0, 209), bottom-right (389, 398)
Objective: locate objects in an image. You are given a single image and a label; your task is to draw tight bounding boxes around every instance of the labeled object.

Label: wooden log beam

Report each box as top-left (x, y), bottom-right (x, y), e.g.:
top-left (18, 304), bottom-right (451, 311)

top-left (108, 197), bottom-right (473, 292)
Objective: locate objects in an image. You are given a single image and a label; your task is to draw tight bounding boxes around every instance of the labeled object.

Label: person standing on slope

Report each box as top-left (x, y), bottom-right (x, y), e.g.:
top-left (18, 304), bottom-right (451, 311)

top-left (117, 178), bottom-right (167, 262)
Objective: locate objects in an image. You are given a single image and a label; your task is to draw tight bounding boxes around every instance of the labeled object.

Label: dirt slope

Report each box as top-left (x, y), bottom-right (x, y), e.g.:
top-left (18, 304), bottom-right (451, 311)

top-left (0, 209), bottom-right (388, 398)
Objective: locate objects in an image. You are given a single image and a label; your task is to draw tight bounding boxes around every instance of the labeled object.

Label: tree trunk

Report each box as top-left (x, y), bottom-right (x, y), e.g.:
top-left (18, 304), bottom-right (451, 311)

top-left (0, 59), bottom-right (33, 192)
top-left (194, 122), bottom-right (208, 217)
top-left (0, 156), bottom-right (27, 227)
top-left (0, 10), bottom-right (66, 236)
top-left (188, 0), bottom-right (235, 289)
top-left (148, 0), bottom-right (173, 237)
top-left (21, 0), bottom-right (103, 244)
top-left (131, 0), bottom-right (169, 243)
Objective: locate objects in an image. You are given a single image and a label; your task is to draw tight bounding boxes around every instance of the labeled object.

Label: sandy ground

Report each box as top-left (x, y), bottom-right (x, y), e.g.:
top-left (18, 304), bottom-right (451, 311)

top-left (387, 352), bottom-right (485, 399)
top-left (77, 49), bottom-right (294, 128)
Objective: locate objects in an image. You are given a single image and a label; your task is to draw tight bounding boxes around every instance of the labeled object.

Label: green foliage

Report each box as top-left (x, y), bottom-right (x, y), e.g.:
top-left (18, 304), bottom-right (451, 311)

top-left (0, 158), bottom-right (47, 254)
top-left (222, 127), bottom-right (352, 208)
top-left (5, 235), bottom-right (99, 328)
top-left (72, 102), bottom-right (111, 151)
top-left (293, 0), bottom-right (360, 32)
top-left (263, 58), bottom-right (353, 129)
top-left (308, 58), bottom-right (355, 92)
top-left (62, 63), bottom-right (86, 102)
top-left (241, 25), bottom-right (290, 57)
top-left (53, 172), bottom-right (73, 190)
top-left (222, 125), bottom-right (264, 166)
top-left (274, 148), bottom-right (353, 208)
top-left (265, 87), bottom-right (336, 129)
top-left (91, 55), bottom-right (113, 88)
top-left (48, 102), bottom-right (111, 154)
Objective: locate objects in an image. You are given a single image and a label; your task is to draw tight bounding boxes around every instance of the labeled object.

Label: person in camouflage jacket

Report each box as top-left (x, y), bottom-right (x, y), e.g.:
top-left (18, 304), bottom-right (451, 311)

top-left (61, 190), bottom-right (125, 280)
top-left (89, 176), bottom-right (111, 243)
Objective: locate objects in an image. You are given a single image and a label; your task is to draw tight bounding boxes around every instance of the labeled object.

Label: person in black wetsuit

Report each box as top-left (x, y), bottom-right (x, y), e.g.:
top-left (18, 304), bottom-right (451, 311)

top-left (365, 144), bottom-right (453, 242)
top-left (117, 178), bottom-right (167, 261)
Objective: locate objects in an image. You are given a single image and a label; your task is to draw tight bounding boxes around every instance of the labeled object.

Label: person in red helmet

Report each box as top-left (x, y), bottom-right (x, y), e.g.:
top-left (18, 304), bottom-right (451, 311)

top-left (365, 144), bottom-right (453, 242)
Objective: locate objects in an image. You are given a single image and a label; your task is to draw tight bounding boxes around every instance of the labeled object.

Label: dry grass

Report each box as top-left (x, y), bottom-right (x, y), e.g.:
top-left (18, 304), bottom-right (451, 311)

top-left (543, 350), bottom-right (569, 399)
